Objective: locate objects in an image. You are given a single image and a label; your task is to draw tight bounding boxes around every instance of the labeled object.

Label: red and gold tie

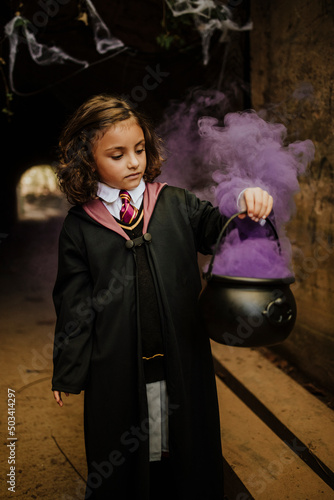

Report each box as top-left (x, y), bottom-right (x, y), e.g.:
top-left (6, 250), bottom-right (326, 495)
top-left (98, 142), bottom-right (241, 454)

top-left (119, 190), bottom-right (138, 224)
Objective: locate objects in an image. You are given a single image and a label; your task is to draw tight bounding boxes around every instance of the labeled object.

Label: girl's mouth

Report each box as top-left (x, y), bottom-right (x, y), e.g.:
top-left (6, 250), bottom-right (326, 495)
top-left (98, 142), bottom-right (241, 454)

top-left (126, 172), bottom-right (140, 179)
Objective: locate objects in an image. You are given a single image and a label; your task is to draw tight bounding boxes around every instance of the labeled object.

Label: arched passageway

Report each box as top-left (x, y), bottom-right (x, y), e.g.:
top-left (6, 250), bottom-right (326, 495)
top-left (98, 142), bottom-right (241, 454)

top-left (17, 165), bottom-right (69, 221)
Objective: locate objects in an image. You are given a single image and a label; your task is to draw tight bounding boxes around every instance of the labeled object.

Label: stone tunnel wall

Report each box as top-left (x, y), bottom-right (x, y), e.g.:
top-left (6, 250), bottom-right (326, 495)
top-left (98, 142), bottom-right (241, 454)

top-left (250, 0), bottom-right (334, 391)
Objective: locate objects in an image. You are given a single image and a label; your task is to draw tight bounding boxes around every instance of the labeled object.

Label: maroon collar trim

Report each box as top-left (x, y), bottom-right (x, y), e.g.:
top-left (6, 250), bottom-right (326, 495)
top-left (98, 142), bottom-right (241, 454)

top-left (82, 182), bottom-right (167, 240)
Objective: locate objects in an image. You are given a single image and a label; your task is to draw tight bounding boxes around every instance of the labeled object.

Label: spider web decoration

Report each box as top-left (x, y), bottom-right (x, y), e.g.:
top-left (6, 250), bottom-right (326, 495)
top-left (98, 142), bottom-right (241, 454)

top-left (4, 0), bottom-right (125, 95)
top-left (164, 0), bottom-right (252, 64)
top-left (85, 0), bottom-right (124, 54)
top-left (4, 16), bottom-right (88, 94)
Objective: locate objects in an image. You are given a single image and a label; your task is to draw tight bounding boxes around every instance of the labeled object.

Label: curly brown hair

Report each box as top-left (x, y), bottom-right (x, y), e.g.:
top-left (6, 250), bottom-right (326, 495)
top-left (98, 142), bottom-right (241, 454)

top-left (57, 94), bottom-right (164, 205)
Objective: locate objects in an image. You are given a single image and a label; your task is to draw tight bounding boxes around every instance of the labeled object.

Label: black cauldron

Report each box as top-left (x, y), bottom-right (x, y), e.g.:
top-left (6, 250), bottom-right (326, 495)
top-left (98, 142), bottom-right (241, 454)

top-left (199, 212), bottom-right (297, 347)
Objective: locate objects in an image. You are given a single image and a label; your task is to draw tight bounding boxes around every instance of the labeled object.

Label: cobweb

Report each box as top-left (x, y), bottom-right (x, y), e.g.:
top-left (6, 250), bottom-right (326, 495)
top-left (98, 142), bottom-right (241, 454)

top-left (85, 0), bottom-right (124, 54)
top-left (4, 0), bottom-right (125, 94)
top-left (4, 16), bottom-right (88, 93)
top-left (165, 0), bottom-right (252, 64)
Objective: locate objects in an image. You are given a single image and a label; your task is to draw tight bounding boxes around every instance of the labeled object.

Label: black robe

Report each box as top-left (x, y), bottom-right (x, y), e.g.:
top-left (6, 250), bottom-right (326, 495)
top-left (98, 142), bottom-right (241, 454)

top-left (52, 183), bottom-right (227, 500)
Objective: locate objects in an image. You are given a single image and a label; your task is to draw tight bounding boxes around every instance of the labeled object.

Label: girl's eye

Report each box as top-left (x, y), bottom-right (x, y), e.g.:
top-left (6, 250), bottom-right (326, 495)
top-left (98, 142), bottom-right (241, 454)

top-left (111, 155), bottom-right (123, 160)
top-left (136, 149), bottom-right (145, 154)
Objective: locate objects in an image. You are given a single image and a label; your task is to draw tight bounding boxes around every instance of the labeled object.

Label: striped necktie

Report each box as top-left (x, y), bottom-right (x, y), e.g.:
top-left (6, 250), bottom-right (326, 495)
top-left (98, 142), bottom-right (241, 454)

top-left (119, 190), bottom-right (138, 224)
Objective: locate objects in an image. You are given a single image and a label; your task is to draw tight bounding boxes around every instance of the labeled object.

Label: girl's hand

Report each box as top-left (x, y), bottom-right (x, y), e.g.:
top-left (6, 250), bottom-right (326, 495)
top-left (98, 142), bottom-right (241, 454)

top-left (53, 390), bottom-right (69, 407)
top-left (238, 187), bottom-right (273, 222)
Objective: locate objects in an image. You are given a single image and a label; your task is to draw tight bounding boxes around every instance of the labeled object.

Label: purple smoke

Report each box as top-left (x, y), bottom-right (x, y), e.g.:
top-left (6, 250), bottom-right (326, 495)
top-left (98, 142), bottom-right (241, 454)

top-left (158, 90), bottom-right (315, 279)
top-left (198, 111), bottom-right (315, 278)
top-left (157, 88), bottom-right (235, 200)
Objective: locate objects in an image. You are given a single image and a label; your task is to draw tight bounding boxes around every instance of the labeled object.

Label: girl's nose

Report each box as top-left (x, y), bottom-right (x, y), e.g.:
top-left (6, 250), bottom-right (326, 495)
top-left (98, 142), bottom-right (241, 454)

top-left (128, 153), bottom-right (140, 168)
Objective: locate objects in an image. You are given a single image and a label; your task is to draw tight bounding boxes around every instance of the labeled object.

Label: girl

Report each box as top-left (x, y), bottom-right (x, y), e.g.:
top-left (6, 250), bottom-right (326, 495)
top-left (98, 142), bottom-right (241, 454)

top-left (52, 94), bottom-right (273, 500)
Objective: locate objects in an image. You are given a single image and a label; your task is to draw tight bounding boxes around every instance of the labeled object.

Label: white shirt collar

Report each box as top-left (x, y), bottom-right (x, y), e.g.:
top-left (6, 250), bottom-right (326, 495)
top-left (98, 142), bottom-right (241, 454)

top-left (97, 178), bottom-right (146, 204)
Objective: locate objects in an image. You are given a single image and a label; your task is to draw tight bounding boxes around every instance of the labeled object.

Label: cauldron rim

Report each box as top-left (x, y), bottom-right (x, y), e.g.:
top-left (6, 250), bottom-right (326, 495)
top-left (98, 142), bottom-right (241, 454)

top-left (206, 274), bottom-right (295, 286)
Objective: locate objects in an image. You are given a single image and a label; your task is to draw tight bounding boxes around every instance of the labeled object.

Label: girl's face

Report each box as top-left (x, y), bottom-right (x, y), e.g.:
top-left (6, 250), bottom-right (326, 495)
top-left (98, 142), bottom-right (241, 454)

top-left (93, 118), bottom-right (146, 190)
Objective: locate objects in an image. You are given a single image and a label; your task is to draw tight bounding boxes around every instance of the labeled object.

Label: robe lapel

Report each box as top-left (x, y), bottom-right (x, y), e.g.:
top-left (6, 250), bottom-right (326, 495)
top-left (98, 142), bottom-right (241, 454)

top-left (82, 182), bottom-right (167, 239)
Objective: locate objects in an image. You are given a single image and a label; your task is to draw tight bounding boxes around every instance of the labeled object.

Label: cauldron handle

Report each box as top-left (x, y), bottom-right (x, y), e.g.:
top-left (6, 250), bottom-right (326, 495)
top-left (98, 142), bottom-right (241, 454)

top-left (203, 210), bottom-right (280, 280)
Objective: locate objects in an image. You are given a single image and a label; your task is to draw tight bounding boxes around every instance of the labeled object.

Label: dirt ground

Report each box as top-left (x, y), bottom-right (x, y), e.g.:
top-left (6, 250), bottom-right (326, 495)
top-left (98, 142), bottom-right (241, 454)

top-left (0, 212), bottom-right (87, 500)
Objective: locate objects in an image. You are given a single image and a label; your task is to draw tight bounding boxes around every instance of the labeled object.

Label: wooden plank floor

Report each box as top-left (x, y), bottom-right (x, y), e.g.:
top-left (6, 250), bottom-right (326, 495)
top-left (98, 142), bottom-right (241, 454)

top-left (212, 342), bottom-right (334, 499)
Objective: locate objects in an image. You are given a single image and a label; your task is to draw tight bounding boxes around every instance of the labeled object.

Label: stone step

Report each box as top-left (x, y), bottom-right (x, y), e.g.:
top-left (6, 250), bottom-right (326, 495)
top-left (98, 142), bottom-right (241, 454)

top-left (211, 341), bottom-right (334, 499)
